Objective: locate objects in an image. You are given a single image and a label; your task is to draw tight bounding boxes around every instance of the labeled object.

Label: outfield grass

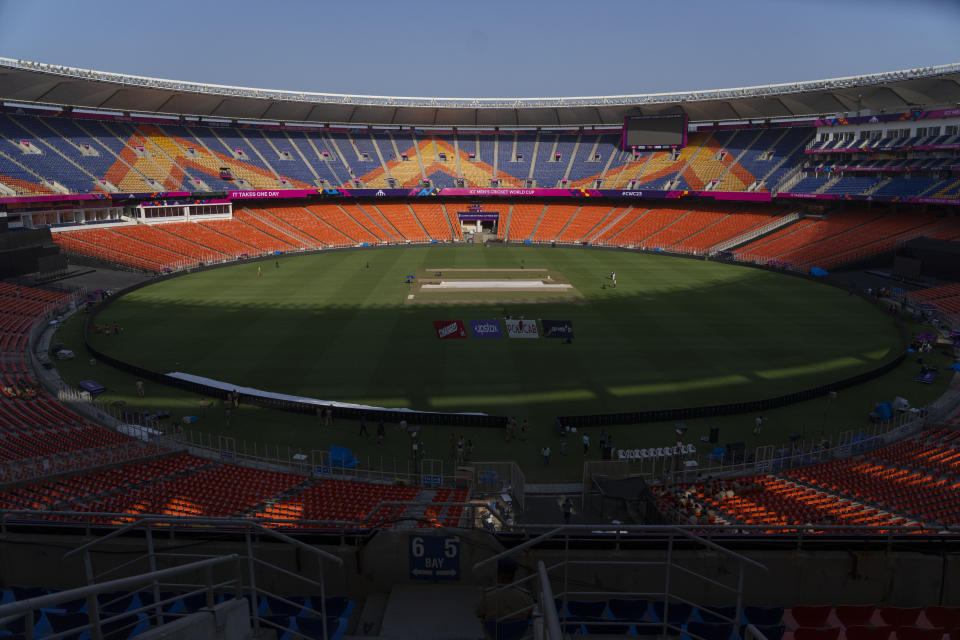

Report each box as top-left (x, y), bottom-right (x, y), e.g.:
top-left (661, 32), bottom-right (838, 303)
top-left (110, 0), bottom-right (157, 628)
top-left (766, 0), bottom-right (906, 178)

top-left (49, 245), bottom-right (955, 482)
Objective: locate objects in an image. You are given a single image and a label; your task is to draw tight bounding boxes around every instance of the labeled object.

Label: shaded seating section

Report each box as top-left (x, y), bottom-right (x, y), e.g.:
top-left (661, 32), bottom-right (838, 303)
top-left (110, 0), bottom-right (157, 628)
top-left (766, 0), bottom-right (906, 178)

top-left (2, 585), bottom-right (353, 640)
top-left (732, 208), bottom-right (946, 269)
top-left (71, 463), bottom-right (305, 521)
top-left (907, 283), bottom-right (960, 318)
top-left (111, 224), bottom-right (227, 264)
top-left (0, 454), bottom-right (209, 515)
top-left (653, 426), bottom-right (960, 530)
top-left (253, 478), bottom-right (421, 528)
top-left (53, 229), bottom-right (167, 272)
top-left (765, 209), bottom-right (940, 269)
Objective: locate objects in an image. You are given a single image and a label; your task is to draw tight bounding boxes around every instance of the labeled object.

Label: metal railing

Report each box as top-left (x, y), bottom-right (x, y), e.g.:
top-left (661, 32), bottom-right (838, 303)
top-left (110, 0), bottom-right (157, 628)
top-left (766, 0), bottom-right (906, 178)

top-left (62, 517), bottom-right (344, 640)
top-left (478, 524), bottom-right (768, 640)
top-left (0, 554), bottom-right (239, 640)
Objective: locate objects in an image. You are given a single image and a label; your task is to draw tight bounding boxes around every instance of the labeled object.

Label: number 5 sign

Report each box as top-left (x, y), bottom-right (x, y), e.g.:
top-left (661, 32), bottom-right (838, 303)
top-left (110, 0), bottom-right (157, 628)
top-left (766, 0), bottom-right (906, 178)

top-left (409, 535), bottom-right (460, 580)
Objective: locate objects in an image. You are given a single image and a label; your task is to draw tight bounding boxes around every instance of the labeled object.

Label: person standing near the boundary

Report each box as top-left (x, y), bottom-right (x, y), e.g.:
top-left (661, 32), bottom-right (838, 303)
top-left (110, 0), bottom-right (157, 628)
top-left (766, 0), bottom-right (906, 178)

top-left (258, 265), bottom-right (262, 279)
top-left (753, 416), bottom-right (764, 436)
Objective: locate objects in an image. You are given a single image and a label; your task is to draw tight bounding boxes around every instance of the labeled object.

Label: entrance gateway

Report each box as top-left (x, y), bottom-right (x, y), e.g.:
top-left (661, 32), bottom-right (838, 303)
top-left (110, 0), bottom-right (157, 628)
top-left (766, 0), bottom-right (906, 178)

top-left (457, 204), bottom-right (499, 234)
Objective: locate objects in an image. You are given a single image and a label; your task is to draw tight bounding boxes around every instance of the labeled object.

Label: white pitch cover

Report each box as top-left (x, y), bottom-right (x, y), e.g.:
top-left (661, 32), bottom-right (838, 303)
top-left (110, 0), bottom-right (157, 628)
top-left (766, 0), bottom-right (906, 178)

top-left (504, 318), bottom-right (540, 339)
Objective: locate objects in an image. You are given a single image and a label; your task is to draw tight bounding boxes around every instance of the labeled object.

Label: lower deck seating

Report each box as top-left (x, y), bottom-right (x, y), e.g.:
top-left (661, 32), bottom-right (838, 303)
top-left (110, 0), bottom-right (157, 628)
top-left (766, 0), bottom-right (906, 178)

top-left (254, 478), bottom-right (421, 527)
top-left (654, 426), bottom-right (960, 530)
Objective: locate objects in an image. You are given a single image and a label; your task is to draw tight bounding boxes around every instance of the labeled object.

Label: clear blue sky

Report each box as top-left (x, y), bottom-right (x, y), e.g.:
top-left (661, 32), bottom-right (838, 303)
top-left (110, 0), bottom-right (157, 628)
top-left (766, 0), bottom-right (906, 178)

top-left (0, 0), bottom-right (957, 98)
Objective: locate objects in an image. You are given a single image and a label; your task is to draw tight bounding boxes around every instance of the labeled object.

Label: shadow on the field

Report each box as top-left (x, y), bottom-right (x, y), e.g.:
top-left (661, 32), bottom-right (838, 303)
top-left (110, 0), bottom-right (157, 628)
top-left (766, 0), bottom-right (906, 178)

top-left (89, 265), bottom-right (902, 419)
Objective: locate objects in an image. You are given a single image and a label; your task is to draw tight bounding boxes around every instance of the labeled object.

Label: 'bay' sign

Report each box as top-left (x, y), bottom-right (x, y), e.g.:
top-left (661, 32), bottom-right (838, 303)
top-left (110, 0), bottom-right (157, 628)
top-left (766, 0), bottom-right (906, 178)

top-left (409, 535), bottom-right (460, 580)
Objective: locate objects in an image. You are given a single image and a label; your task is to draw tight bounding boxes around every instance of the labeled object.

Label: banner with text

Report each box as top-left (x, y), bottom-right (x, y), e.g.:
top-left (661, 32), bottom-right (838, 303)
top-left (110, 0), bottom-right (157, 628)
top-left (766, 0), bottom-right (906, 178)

top-left (541, 319), bottom-right (575, 339)
top-left (505, 318), bottom-right (540, 339)
top-left (471, 319), bottom-right (503, 338)
top-left (433, 320), bottom-right (467, 340)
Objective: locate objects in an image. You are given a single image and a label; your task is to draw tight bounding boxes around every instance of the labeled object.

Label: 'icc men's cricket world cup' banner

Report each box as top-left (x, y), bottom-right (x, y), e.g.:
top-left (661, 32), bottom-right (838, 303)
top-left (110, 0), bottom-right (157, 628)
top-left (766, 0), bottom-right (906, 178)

top-left (433, 320), bottom-right (467, 339)
top-left (504, 318), bottom-right (540, 339)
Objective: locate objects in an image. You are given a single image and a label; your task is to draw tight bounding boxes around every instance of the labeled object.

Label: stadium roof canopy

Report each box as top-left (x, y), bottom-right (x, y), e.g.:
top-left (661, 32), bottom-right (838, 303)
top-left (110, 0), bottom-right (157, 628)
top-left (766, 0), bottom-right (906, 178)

top-left (2, 58), bottom-right (960, 128)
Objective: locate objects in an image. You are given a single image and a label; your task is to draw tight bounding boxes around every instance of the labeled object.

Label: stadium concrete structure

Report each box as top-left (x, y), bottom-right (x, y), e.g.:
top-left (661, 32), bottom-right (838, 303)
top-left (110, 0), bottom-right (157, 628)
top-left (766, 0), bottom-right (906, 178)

top-left (0, 60), bottom-right (959, 639)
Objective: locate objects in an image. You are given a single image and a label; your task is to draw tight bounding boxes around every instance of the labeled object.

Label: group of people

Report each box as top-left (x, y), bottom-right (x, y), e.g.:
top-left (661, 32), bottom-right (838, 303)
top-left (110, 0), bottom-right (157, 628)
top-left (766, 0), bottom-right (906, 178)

top-left (504, 417), bottom-right (528, 442)
top-left (92, 321), bottom-right (121, 335)
top-left (358, 416), bottom-right (387, 445)
top-left (449, 434), bottom-right (473, 463)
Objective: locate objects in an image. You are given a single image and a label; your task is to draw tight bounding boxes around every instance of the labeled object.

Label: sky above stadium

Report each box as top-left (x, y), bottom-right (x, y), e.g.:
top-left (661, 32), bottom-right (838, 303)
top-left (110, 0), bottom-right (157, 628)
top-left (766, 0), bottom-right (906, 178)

top-left (0, 0), bottom-right (958, 98)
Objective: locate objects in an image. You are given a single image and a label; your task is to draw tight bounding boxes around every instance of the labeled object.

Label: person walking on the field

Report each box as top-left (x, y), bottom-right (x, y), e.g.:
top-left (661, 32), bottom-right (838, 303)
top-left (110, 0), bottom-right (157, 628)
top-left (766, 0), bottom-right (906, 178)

top-left (258, 265), bottom-right (262, 279)
top-left (582, 433), bottom-right (590, 455)
top-left (753, 416), bottom-right (764, 436)
top-left (359, 416), bottom-right (369, 437)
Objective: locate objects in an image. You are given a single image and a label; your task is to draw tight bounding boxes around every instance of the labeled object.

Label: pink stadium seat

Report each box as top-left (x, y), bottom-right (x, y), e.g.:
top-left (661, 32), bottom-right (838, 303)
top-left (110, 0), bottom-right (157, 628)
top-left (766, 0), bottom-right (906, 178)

top-left (925, 609), bottom-right (960, 630)
top-left (835, 607), bottom-right (879, 628)
top-left (795, 627), bottom-right (842, 640)
top-left (880, 608), bottom-right (922, 628)
top-left (790, 607), bottom-right (833, 629)
top-left (845, 626), bottom-right (894, 640)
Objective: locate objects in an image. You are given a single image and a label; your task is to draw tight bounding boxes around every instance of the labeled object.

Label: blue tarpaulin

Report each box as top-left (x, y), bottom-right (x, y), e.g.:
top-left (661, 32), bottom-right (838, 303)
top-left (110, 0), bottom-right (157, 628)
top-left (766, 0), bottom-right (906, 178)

top-left (873, 402), bottom-right (893, 420)
top-left (329, 446), bottom-right (358, 468)
top-left (810, 267), bottom-right (829, 277)
top-left (949, 363), bottom-right (960, 371)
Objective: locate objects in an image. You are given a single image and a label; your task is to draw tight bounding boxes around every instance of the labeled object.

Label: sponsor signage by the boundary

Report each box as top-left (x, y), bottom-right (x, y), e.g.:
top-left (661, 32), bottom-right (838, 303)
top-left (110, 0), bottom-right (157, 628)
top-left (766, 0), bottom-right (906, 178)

top-left (505, 318), bottom-right (539, 339)
top-left (541, 319), bottom-right (574, 339)
top-left (470, 319), bottom-right (503, 338)
top-left (433, 320), bottom-right (466, 340)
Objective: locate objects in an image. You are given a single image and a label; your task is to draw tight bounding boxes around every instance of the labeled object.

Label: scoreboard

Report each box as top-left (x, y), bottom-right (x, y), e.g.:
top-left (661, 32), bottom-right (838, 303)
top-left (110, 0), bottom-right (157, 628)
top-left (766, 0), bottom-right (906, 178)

top-left (622, 114), bottom-right (688, 151)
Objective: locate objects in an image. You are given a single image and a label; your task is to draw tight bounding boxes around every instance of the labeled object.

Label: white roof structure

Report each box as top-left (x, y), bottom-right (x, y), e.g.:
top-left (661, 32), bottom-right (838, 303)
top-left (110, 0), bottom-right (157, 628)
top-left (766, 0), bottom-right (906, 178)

top-left (2, 58), bottom-right (960, 127)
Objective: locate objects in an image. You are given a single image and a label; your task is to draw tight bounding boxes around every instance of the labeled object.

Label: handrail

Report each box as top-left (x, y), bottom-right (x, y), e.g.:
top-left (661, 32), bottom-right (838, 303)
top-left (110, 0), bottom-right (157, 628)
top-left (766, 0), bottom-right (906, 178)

top-left (62, 516), bottom-right (343, 566)
top-left (2, 509), bottom-right (958, 537)
top-left (473, 526), bottom-right (564, 570)
top-left (0, 554), bottom-right (237, 620)
top-left (473, 525), bottom-right (770, 571)
top-left (537, 560), bottom-right (563, 640)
